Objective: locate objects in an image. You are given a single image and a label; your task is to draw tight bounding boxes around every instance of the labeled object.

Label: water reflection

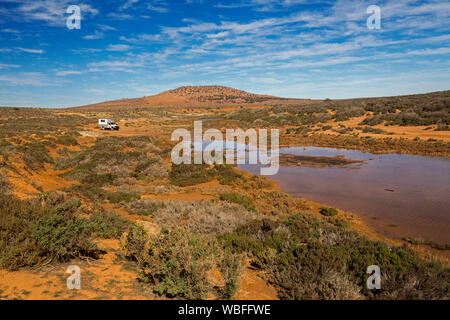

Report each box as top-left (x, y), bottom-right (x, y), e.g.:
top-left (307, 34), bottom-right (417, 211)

top-left (187, 142), bottom-right (449, 243)
top-left (239, 146), bottom-right (450, 243)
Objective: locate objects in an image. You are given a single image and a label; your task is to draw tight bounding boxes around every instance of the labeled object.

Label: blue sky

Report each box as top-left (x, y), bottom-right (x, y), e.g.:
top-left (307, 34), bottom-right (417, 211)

top-left (0, 0), bottom-right (449, 108)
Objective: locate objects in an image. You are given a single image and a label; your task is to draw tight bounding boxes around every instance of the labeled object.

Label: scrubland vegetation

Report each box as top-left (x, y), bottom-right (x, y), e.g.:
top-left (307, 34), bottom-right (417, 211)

top-left (226, 90), bottom-right (449, 128)
top-left (0, 192), bottom-right (130, 270)
top-left (0, 101), bottom-right (449, 300)
top-left (223, 90), bottom-right (450, 156)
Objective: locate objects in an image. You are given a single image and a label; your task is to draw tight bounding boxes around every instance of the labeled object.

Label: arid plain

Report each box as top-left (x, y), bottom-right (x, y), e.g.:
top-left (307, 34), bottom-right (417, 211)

top-left (0, 86), bottom-right (449, 300)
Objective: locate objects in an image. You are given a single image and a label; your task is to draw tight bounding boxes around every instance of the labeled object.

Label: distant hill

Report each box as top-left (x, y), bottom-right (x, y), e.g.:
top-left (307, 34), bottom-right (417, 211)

top-left (71, 85), bottom-right (310, 110)
top-left (69, 86), bottom-right (450, 111)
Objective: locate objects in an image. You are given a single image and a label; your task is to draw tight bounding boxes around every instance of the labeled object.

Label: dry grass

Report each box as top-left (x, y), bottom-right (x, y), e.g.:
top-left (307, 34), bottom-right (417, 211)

top-left (0, 169), bottom-right (10, 194)
top-left (127, 198), bottom-right (257, 234)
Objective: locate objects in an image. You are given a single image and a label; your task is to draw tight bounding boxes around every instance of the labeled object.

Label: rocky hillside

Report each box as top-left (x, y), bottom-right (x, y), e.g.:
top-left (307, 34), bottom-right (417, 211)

top-left (71, 85), bottom-right (307, 110)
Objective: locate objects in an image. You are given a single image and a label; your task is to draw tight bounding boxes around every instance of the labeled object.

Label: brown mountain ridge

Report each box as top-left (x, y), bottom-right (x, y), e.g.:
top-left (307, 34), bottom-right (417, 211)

top-left (72, 85), bottom-right (310, 110)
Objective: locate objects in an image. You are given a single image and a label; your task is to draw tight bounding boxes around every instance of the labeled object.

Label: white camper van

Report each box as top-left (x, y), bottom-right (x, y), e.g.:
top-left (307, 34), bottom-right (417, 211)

top-left (98, 119), bottom-right (119, 130)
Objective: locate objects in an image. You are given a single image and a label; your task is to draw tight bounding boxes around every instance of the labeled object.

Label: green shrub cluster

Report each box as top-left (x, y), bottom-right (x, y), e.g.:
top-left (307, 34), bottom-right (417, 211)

top-left (220, 192), bottom-right (256, 212)
top-left (169, 163), bottom-right (214, 186)
top-left (169, 163), bottom-right (246, 187)
top-left (55, 135), bottom-right (79, 146)
top-left (127, 199), bottom-right (165, 217)
top-left (0, 193), bottom-right (132, 270)
top-left (108, 192), bottom-right (140, 204)
top-left (125, 228), bottom-right (215, 299)
top-left (31, 215), bottom-right (100, 262)
top-left (320, 207), bottom-right (338, 216)
top-left (219, 250), bottom-right (243, 299)
top-left (55, 136), bottom-right (167, 203)
top-left (226, 91), bottom-right (449, 128)
top-left (0, 169), bottom-right (10, 194)
top-left (215, 164), bottom-right (246, 186)
top-left (219, 214), bottom-right (449, 300)
top-left (67, 183), bottom-right (108, 201)
top-left (19, 142), bottom-right (54, 171)
top-left (81, 173), bottom-right (117, 186)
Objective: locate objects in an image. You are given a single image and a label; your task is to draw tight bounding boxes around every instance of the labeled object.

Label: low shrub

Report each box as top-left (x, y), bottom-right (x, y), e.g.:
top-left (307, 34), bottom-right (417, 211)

top-left (219, 213), bottom-right (450, 300)
top-left (108, 192), bottom-right (140, 203)
top-left (133, 199), bottom-right (256, 235)
top-left (129, 229), bottom-right (215, 300)
top-left (251, 191), bottom-right (308, 216)
top-left (55, 198), bottom-right (82, 215)
top-left (0, 195), bottom-right (45, 270)
top-left (41, 190), bottom-right (67, 207)
top-left (214, 165), bottom-right (246, 186)
top-left (123, 224), bottom-right (149, 265)
top-left (20, 142), bottom-right (54, 171)
top-left (67, 183), bottom-right (108, 201)
top-left (169, 163), bottom-right (214, 187)
top-left (0, 193), bottom-right (137, 270)
top-left (320, 207), bottom-right (338, 216)
top-left (55, 135), bottom-right (79, 146)
top-left (361, 126), bottom-right (389, 134)
top-left (218, 250), bottom-right (244, 299)
top-left (31, 215), bottom-right (100, 262)
top-left (81, 173), bottom-right (117, 186)
top-left (220, 192), bottom-right (256, 212)
top-left (0, 169), bottom-right (10, 194)
top-left (127, 198), bottom-right (165, 217)
top-left (88, 211), bottom-right (132, 239)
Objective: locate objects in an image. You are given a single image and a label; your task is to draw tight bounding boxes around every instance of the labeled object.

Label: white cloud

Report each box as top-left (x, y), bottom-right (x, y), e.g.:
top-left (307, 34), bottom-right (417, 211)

top-left (0, 72), bottom-right (54, 86)
top-left (83, 30), bottom-right (104, 40)
top-left (98, 24), bottom-right (117, 31)
top-left (56, 70), bottom-right (83, 76)
top-left (120, 0), bottom-right (140, 10)
top-left (10, 0), bottom-right (98, 27)
top-left (17, 47), bottom-right (44, 54)
top-left (107, 12), bottom-right (133, 20)
top-left (106, 44), bottom-right (133, 52)
top-left (0, 63), bottom-right (20, 69)
top-left (87, 60), bottom-right (142, 72)
top-left (1, 28), bottom-right (20, 33)
top-left (120, 33), bottom-right (162, 43)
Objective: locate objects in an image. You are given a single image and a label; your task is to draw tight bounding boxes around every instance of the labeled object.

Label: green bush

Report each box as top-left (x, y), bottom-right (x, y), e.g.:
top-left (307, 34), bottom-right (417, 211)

top-left (55, 135), bottom-right (79, 146)
top-left (31, 215), bottom-right (100, 261)
top-left (320, 207), bottom-right (338, 216)
top-left (0, 169), bottom-right (10, 194)
top-left (123, 224), bottom-right (149, 265)
top-left (55, 198), bottom-right (82, 215)
top-left (361, 126), bottom-right (388, 134)
top-left (220, 192), bottom-right (256, 212)
top-left (132, 229), bottom-right (215, 299)
top-left (19, 142), bottom-right (54, 171)
top-left (0, 195), bottom-right (45, 270)
top-left (219, 214), bottom-right (450, 300)
top-left (219, 250), bottom-right (243, 299)
top-left (67, 183), bottom-right (108, 200)
top-left (0, 192), bottom-right (140, 270)
top-left (81, 173), bottom-right (117, 186)
top-left (214, 165), bottom-right (246, 185)
top-left (130, 201), bottom-right (165, 217)
top-left (88, 211), bottom-right (132, 239)
top-left (108, 192), bottom-right (140, 203)
top-left (169, 163), bottom-right (214, 186)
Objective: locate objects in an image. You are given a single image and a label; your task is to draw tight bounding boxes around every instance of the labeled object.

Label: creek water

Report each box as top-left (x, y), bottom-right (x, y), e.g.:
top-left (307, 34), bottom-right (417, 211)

top-left (237, 146), bottom-right (450, 244)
